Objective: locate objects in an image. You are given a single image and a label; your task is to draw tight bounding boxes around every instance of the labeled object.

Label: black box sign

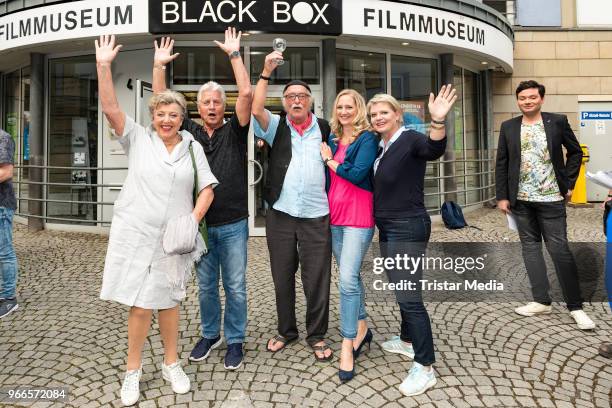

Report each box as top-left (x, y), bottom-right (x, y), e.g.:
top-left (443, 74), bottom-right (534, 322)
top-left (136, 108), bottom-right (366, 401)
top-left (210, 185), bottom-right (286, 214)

top-left (149, 0), bottom-right (342, 35)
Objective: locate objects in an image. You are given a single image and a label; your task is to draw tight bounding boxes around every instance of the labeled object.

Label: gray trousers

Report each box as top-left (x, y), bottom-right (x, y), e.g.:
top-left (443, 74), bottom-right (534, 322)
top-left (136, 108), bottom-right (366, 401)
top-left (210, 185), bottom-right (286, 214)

top-left (266, 209), bottom-right (332, 346)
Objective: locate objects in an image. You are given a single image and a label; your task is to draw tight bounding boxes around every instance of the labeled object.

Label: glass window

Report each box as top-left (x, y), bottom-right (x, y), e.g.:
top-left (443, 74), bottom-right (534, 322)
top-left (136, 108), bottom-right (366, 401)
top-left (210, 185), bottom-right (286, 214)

top-left (452, 67), bottom-right (466, 206)
top-left (463, 70), bottom-right (481, 205)
top-left (336, 50), bottom-right (385, 100)
top-left (48, 56), bottom-right (98, 224)
top-left (390, 55), bottom-right (439, 211)
top-left (173, 47), bottom-right (243, 85)
top-left (250, 47), bottom-right (319, 85)
top-left (3, 70), bottom-right (19, 207)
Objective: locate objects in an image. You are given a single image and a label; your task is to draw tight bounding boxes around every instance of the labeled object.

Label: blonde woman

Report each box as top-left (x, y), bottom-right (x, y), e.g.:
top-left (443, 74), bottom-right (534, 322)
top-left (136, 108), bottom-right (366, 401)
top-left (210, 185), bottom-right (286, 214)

top-left (320, 89), bottom-right (378, 382)
top-left (368, 89), bottom-right (456, 397)
top-left (95, 35), bottom-right (217, 406)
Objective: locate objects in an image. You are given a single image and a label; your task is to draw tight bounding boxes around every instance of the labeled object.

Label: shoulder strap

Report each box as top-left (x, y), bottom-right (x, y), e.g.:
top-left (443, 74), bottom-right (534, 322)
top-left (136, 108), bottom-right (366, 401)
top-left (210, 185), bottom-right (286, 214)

top-left (188, 141), bottom-right (198, 205)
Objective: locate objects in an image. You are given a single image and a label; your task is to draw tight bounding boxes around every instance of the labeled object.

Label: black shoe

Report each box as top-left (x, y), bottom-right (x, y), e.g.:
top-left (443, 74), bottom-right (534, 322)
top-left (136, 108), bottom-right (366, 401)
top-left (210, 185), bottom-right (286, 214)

top-left (338, 355), bottom-right (355, 383)
top-left (353, 328), bottom-right (373, 359)
top-left (0, 298), bottom-right (18, 319)
top-left (224, 343), bottom-right (244, 370)
top-left (189, 336), bottom-right (222, 362)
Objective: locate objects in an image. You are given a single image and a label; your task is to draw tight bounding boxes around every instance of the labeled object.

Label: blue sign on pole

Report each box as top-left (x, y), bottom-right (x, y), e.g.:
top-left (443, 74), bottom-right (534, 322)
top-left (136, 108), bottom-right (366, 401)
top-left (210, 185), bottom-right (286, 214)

top-left (581, 111), bottom-right (612, 120)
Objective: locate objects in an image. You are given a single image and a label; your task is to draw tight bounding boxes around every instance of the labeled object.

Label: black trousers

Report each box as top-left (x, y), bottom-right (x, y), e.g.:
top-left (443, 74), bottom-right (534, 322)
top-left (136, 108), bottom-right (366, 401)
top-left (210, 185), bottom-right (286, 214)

top-left (266, 209), bottom-right (332, 346)
top-left (513, 200), bottom-right (583, 311)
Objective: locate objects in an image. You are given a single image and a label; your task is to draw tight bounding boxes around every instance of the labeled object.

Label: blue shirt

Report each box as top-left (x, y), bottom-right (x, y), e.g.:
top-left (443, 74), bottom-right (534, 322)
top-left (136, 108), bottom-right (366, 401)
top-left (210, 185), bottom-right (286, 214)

top-left (253, 110), bottom-right (329, 218)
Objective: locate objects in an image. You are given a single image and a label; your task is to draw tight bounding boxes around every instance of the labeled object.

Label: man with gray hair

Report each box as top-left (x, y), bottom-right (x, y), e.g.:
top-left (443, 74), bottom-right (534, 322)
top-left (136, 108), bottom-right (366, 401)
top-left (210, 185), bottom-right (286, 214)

top-left (153, 27), bottom-right (252, 369)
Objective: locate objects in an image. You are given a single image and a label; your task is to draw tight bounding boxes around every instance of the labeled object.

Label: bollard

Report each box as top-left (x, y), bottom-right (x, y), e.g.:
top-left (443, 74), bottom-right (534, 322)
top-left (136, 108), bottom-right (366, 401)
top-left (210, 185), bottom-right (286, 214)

top-left (570, 144), bottom-right (590, 206)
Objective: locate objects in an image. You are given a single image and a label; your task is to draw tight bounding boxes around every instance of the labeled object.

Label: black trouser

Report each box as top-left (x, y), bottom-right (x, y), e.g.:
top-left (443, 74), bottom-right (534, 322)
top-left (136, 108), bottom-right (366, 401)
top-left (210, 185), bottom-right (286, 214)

top-left (266, 209), bottom-right (332, 346)
top-left (513, 200), bottom-right (583, 311)
top-left (376, 215), bottom-right (436, 367)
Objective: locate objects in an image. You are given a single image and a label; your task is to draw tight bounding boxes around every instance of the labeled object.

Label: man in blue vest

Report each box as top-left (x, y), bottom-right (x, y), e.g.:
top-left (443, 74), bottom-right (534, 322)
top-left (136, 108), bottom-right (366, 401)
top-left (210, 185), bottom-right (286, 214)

top-left (252, 51), bottom-right (333, 361)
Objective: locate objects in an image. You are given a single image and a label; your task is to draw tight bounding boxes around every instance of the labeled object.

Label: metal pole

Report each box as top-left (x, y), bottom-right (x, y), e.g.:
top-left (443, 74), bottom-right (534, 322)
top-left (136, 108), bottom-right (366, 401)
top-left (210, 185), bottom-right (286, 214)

top-left (440, 53), bottom-right (457, 203)
top-left (28, 53), bottom-right (44, 231)
top-left (322, 39), bottom-right (337, 119)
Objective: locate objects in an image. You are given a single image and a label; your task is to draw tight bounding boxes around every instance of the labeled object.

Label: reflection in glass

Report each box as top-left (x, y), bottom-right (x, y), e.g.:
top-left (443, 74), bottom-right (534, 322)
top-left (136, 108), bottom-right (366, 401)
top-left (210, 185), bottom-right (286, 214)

top-left (174, 47), bottom-right (242, 85)
top-left (391, 55), bottom-right (439, 211)
top-left (250, 47), bottom-right (319, 85)
top-left (336, 50), bottom-right (386, 100)
top-left (48, 56), bottom-right (98, 224)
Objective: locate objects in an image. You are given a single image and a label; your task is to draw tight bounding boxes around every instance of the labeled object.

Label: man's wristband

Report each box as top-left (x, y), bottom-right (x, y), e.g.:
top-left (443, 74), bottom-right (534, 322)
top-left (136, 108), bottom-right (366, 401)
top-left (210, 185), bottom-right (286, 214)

top-left (430, 122), bottom-right (445, 130)
top-left (260, 74), bottom-right (271, 81)
top-left (431, 118), bottom-right (446, 125)
top-left (608, 194), bottom-right (612, 197)
top-left (154, 64), bottom-right (166, 70)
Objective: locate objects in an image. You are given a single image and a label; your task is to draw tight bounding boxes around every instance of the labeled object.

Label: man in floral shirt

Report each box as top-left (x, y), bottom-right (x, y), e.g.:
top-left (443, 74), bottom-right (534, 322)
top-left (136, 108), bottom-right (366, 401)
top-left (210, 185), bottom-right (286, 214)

top-left (495, 80), bottom-right (595, 330)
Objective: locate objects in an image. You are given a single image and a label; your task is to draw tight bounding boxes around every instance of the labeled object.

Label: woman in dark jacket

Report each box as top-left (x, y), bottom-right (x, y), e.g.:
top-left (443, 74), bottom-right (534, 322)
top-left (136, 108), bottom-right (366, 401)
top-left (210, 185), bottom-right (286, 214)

top-left (320, 89), bottom-right (378, 382)
top-left (368, 88), bottom-right (456, 396)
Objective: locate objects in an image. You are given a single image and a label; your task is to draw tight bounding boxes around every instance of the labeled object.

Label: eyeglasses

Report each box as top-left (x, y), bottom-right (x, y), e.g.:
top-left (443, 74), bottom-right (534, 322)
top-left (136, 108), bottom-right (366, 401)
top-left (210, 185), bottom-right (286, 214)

top-left (283, 93), bottom-right (311, 101)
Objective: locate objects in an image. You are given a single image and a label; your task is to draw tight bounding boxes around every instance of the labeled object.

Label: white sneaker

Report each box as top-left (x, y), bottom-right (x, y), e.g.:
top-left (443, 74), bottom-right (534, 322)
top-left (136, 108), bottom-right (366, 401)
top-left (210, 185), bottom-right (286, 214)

top-left (570, 310), bottom-right (596, 330)
top-left (381, 336), bottom-right (415, 358)
top-left (120, 367), bottom-right (141, 406)
top-left (514, 302), bottom-right (552, 316)
top-left (398, 362), bottom-right (437, 397)
top-left (161, 361), bottom-right (190, 394)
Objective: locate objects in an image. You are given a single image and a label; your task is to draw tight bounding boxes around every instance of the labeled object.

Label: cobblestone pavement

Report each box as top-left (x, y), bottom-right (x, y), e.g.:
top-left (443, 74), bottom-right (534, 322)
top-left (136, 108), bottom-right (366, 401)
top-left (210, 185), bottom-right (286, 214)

top-left (0, 207), bottom-right (611, 408)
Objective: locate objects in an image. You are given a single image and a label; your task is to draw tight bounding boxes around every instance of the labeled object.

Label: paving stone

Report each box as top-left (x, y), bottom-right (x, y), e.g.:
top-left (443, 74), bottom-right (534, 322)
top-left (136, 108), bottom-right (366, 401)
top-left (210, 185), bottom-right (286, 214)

top-left (0, 208), bottom-right (610, 407)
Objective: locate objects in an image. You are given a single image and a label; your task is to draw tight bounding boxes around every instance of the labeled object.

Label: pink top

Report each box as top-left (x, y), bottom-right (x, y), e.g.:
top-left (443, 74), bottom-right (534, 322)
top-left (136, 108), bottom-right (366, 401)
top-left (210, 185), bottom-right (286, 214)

top-left (328, 144), bottom-right (375, 228)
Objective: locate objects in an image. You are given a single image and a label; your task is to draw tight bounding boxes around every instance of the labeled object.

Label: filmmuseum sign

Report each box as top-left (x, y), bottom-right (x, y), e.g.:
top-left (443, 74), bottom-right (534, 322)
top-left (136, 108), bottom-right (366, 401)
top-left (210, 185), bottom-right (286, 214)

top-left (0, 0), bottom-right (149, 52)
top-left (343, 0), bottom-right (514, 70)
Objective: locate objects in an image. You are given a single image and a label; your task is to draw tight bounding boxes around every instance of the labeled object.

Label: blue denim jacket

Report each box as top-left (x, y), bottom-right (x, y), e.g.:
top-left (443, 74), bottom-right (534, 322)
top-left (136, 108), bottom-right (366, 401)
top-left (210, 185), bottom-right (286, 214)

top-left (326, 131), bottom-right (379, 193)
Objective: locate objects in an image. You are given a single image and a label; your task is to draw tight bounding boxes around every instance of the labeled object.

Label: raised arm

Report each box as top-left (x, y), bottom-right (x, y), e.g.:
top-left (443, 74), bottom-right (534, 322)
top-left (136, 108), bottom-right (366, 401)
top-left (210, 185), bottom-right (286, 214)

top-left (428, 84), bottom-right (458, 141)
top-left (152, 37), bottom-right (180, 94)
top-left (214, 27), bottom-right (252, 126)
top-left (252, 51), bottom-right (283, 131)
top-left (96, 35), bottom-right (125, 135)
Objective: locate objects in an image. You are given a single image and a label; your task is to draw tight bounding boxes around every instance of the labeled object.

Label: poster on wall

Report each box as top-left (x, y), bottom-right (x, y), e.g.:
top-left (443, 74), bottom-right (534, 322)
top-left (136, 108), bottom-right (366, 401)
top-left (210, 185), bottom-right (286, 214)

top-left (399, 100), bottom-right (426, 133)
top-left (71, 118), bottom-right (90, 186)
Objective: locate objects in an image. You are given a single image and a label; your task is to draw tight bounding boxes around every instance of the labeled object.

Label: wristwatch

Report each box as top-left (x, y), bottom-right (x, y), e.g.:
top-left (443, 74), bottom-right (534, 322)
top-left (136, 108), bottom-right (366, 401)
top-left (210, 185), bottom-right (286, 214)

top-left (229, 50), bottom-right (241, 59)
top-left (324, 157), bottom-right (333, 165)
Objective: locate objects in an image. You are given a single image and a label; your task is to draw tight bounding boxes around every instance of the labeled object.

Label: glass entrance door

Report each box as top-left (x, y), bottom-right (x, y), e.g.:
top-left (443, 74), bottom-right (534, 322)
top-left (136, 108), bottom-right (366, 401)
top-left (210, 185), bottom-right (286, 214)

top-left (248, 90), bottom-right (323, 236)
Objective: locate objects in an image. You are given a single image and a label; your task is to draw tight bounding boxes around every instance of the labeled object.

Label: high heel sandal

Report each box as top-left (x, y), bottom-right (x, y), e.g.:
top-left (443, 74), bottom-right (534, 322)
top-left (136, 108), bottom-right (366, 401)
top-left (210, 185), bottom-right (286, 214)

top-left (353, 328), bottom-right (373, 359)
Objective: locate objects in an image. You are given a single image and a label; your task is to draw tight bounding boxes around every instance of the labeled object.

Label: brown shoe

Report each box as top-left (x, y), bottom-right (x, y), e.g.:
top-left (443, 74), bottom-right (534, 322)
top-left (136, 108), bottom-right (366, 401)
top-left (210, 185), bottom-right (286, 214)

top-left (598, 343), bottom-right (612, 359)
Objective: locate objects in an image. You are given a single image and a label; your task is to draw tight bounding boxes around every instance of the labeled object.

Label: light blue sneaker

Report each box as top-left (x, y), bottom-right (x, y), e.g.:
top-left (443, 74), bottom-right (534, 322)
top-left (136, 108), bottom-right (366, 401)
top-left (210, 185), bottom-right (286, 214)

top-left (398, 362), bottom-right (437, 397)
top-left (381, 336), bottom-right (415, 358)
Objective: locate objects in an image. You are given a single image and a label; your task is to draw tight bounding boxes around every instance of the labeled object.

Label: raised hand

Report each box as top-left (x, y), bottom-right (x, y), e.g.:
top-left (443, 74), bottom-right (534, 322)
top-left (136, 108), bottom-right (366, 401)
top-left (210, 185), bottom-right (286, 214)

top-left (214, 27), bottom-right (241, 56)
top-left (428, 84), bottom-right (458, 122)
top-left (263, 51), bottom-right (283, 75)
top-left (95, 35), bottom-right (122, 65)
top-left (154, 37), bottom-right (180, 66)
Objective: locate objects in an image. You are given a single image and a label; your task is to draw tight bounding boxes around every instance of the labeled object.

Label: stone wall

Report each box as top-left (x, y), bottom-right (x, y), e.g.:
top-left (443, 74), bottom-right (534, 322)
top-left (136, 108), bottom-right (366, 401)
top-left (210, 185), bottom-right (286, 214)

top-left (492, 30), bottom-right (612, 145)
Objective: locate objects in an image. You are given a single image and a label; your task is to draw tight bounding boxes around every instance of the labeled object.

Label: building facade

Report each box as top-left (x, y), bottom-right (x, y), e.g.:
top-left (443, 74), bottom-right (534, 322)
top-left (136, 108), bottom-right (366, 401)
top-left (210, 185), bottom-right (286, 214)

top-left (491, 0), bottom-right (612, 202)
top-left (0, 0), bottom-right (514, 235)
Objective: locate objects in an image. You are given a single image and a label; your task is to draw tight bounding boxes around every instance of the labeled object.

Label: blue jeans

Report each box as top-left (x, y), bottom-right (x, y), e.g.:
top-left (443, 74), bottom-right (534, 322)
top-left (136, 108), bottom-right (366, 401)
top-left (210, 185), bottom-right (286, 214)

top-left (0, 208), bottom-right (17, 299)
top-left (376, 215), bottom-right (435, 366)
top-left (195, 219), bottom-right (248, 345)
top-left (331, 225), bottom-right (374, 339)
top-left (607, 211), bottom-right (612, 310)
